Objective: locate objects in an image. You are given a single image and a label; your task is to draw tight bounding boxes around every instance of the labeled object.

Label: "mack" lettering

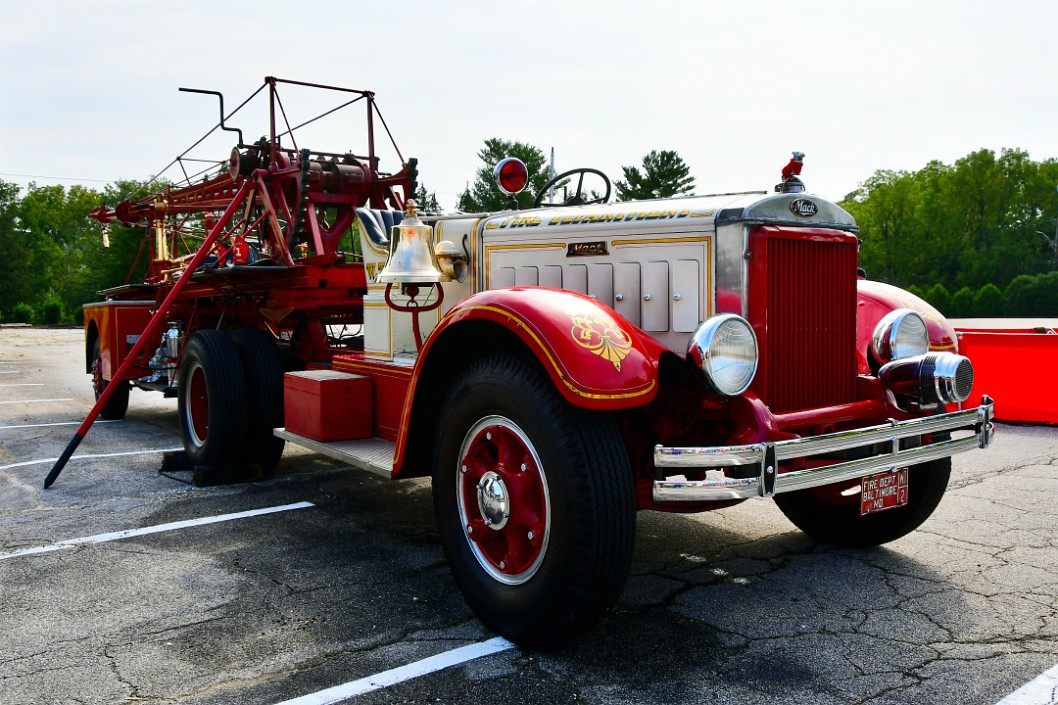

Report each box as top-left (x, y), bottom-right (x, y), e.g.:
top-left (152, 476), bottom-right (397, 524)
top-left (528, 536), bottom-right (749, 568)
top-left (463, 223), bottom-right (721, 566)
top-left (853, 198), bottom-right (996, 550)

top-left (789, 198), bottom-right (818, 217)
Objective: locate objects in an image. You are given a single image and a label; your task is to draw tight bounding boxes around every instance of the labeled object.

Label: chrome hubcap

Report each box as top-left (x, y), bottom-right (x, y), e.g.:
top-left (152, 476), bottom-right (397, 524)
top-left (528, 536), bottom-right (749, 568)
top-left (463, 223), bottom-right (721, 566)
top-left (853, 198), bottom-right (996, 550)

top-left (456, 415), bottom-right (551, 585)
top-left (476, 471), bottom-right (510, 530)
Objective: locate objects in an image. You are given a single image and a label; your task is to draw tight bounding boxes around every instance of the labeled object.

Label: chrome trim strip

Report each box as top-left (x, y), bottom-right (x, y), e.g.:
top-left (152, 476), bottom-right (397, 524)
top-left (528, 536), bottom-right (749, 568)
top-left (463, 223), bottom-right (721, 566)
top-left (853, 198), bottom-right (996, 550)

top-left (655, 443), bottom-right (765, 468)
top-left (652, 397), bottom-right (994, 502)
top-left (773, 434), bottom-right (980, 494)
top-left (772, 407), bottom-right (983, 461)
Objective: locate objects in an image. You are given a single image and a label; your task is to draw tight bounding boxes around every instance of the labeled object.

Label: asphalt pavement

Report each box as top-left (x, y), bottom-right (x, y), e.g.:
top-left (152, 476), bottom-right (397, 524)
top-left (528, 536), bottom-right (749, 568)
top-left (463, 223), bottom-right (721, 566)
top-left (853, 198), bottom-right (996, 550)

top-left (2, 326), bottom-right (1057, 705)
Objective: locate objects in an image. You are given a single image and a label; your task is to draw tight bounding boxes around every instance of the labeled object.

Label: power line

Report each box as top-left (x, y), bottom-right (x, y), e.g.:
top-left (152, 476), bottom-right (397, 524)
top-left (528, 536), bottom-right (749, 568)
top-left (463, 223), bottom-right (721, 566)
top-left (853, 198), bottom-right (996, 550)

top-left (0, 171), bottom-right (116, 184)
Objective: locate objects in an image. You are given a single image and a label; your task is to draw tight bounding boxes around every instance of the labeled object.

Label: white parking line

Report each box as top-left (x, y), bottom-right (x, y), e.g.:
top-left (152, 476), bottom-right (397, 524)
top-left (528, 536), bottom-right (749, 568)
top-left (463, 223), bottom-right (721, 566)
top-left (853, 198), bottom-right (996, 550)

top-left (274, 636), bottom-right (516, 705)
top-left (0, 420), bottom-right (121, 431)
top-left (996, 662), bottom-right (1058, 705)
top-left (0, 398), bottom-right (74, 404)
top-left (0, 383), bottom-right (45, 387)
top-left (0, 501), bottom-right (315, 561)
top-left (0, 447), bottom-right (183, 471)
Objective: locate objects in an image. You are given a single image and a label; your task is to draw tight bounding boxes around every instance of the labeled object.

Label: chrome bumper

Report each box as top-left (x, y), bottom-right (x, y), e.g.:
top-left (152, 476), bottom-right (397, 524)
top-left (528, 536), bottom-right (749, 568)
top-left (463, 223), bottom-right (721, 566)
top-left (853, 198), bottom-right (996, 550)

top-left (653, 396), bottom-right (994, 502)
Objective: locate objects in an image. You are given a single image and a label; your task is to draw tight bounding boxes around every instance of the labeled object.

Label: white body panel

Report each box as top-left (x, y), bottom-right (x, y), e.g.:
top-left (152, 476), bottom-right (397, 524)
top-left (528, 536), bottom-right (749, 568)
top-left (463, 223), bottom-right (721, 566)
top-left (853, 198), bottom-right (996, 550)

top-left (362, 191), bottom-right (856, 356)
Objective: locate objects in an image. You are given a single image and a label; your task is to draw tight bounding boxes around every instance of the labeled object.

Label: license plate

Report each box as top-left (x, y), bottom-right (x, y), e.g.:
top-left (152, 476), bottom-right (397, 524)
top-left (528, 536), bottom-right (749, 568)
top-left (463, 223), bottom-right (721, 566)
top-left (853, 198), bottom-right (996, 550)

top-left (860, 467), bottom-right (909, 516)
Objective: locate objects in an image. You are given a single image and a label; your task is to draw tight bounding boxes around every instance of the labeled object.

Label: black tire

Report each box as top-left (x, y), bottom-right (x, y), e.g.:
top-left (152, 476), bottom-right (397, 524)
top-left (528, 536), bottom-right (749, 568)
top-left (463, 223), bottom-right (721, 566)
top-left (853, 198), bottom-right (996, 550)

top-left (774, 458), bottom-right (951, 547)
top-left (176, 330), bottom-right (247, 467)
top-left (432, 353), bottom-right (636, 648)
top-left (231, 328), bottom-right (285, 471)
top-left (91, 337), bottom-right (129, 420)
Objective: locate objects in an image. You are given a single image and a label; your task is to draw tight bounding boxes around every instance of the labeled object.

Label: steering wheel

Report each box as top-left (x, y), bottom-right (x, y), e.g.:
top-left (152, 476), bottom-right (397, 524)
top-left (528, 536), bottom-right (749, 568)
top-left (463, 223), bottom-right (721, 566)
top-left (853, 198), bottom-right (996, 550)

top-left (533, 168), bottom-right (612, 208)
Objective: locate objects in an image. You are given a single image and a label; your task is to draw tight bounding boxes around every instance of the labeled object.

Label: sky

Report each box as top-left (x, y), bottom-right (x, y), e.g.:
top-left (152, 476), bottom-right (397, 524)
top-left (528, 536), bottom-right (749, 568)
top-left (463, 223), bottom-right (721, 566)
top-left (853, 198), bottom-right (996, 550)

top-left (1, 0), bottom-right (1056, 210)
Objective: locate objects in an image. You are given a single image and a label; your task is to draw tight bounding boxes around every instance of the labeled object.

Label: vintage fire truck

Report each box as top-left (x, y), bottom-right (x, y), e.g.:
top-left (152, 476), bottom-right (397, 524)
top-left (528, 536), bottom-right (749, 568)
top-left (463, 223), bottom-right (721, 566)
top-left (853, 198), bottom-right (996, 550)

top-left (58, 77), bottom-right (995, 647)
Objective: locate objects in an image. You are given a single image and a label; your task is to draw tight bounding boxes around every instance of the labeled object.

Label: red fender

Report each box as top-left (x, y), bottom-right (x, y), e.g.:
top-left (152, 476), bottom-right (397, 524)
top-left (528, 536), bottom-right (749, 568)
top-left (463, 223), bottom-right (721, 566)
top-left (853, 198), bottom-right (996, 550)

top-left (432, 287), bottom-right (663, 407)
top-left (856, 280), bottom-right (958, 373)
top-left (391, 287), bottom-right (667, 477)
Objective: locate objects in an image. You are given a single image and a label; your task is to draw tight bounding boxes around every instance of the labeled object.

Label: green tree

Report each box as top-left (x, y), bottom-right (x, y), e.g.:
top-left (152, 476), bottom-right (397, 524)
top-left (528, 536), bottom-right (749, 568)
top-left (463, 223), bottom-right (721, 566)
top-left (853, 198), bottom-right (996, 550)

top-left (924, 283), bottom-right (952, 315)
top-left (974, 283), bottom-right (1004, 317)
top-left (950, 286), bottom-right (975, 318)
top-left (41, 295), bottom-right (64, 325)
top-left (414, 183), bottom-right (442, 213)
top-left (0, 177), bottom-right (213, 320)
top-left (1003, 274), bottom-right (1037, 316)
top-left (615, 150), bottom-right (695, 201)
top-left (17, 183), bottom-right (105, 320)
top-left (11, 302), bottom-right (34, 324)
top-left (843, 169), bottom-right (924, 287)
top-left (1004, 272), bottom-right (1058, 316)
top-left (1040, 271), bottom-right (1058, 315)
top-left (0, 179), bottom-right (31, 318)
top-left (89, 180), bottom-right (157, 296)
top-left (457, 139), bottom-right (550, 212)
top-left (843, 148), bottom-right (1058, 294)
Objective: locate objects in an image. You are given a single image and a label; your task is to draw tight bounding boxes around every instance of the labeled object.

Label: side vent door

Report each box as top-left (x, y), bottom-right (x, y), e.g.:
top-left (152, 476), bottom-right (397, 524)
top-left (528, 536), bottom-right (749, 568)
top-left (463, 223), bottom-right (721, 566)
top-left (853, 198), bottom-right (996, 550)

top-left (641, 261), bottom-right (670, 332)
top-left (672, 259), bottom-right (700, 333)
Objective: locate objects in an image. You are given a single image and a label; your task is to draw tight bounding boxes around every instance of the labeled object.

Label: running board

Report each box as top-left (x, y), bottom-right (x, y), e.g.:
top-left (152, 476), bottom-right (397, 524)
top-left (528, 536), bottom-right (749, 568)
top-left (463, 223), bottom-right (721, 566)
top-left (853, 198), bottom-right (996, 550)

top-left (274, 428), bottom-right (395, 479)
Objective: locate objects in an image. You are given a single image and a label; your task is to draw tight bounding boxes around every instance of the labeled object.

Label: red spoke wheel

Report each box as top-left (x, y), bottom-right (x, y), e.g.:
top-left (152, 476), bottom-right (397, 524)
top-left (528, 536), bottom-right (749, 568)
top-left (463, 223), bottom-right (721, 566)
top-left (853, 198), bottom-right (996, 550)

top-left (183, 361), bottom-right (210, 446)
top-left (433, 353), bottom-right (635, 647)
top-left (457, 417), bottom-right (550, 585)
top-left (176, 330), bottom-right (247, 467)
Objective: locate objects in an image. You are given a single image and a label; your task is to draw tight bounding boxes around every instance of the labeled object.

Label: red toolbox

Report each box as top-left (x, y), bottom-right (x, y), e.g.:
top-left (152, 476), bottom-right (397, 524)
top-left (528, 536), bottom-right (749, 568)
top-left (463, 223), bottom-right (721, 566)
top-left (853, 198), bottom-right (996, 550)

top-left (283, 370), bottom-right (373, 441)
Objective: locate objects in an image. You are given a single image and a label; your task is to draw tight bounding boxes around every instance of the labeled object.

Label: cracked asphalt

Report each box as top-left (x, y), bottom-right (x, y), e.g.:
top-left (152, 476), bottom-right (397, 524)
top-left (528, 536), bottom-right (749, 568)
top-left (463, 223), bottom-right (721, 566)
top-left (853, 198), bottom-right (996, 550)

top-left (2, 326), bottom-right (1056, 705)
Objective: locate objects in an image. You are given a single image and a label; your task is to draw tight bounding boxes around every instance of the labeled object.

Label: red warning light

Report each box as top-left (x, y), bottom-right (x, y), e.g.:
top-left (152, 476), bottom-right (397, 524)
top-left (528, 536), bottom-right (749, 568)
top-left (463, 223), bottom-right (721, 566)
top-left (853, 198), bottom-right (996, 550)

top-left (493, 158), bottom-right (529, 195)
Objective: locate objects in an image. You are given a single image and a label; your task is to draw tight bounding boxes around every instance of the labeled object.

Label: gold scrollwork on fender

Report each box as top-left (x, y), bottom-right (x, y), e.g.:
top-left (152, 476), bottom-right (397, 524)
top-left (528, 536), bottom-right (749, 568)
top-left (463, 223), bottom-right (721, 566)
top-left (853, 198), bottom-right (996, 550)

top-left (569, 313), bottom-right (632, 372)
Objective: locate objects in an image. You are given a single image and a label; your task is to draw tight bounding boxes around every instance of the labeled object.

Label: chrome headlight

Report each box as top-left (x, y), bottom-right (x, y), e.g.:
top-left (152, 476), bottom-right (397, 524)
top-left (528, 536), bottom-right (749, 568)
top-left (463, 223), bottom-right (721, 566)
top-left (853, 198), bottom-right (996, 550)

top-left (687, 314), bottom-right (758, 396)
top-left (871, 309), bottom-right (929, 363)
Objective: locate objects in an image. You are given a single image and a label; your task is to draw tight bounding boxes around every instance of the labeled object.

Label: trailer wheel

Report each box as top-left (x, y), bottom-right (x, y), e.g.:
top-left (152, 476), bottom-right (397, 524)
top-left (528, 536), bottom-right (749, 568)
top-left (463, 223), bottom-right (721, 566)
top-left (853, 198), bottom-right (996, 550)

top-left (231, 328), bottom-right (285, 471)
top-left (177, 330), bottom-right (248, 467)
top-left (432, 354), bottom-right (635, 647)
top-left (91, 337), bottom-right (129, 420)
top-left (774, 458), bottom-right (951, 547)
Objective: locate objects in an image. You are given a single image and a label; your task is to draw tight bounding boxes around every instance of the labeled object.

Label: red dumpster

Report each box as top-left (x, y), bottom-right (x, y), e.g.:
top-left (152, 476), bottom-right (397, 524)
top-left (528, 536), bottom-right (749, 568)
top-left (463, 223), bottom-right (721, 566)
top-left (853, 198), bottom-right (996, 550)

top-left (957, 327), bottom-right (1058, 424)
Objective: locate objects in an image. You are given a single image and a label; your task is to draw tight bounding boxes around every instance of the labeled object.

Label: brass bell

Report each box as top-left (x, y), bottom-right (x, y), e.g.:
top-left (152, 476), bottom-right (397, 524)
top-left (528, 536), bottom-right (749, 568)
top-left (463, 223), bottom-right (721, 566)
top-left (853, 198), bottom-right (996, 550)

top-left (376, 199), bottom-right (444, 284)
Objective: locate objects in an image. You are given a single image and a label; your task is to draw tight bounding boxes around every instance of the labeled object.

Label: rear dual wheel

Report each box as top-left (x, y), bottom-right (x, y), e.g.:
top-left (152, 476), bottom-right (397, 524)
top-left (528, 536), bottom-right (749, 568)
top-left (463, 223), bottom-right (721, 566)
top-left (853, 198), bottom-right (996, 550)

top-left (177, 331), bottom-right (248, 467)
top-left (231, 328), bottom-right (285, 470)
top-left (432, 354), bottom-right (636, 647)
top-left (177, 328), bottom-right (285, 470)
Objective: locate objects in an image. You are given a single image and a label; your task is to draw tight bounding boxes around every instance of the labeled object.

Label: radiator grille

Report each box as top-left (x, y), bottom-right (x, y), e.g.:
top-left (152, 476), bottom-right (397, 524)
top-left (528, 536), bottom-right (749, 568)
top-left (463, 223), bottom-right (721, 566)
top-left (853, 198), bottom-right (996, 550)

top-left (756, 232), bottom-right (859, 413)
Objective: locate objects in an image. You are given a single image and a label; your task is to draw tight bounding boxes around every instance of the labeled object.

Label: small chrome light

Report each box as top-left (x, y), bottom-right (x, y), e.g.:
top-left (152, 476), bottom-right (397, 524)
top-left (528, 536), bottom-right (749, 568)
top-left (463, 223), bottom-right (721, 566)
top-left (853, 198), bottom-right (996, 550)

top-left (923, 352), bottom-right (975, 404)
top-left (871, 309), bottom-right (929, 363)
top-left (434, 240), bottom-right (468, 283)
top-left (878, 352), bottom-right (975, 404)
top-left (687, 314), bottom-right (758, 396)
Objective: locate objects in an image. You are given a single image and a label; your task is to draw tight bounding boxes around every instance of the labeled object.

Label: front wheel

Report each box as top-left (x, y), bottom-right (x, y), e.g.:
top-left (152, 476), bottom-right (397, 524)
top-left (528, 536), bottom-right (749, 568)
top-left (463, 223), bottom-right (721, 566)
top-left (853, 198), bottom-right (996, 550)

top-left (432, 354), bottom-right (635, 647)
top-left (774, 458), bottom-right (951, 547)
